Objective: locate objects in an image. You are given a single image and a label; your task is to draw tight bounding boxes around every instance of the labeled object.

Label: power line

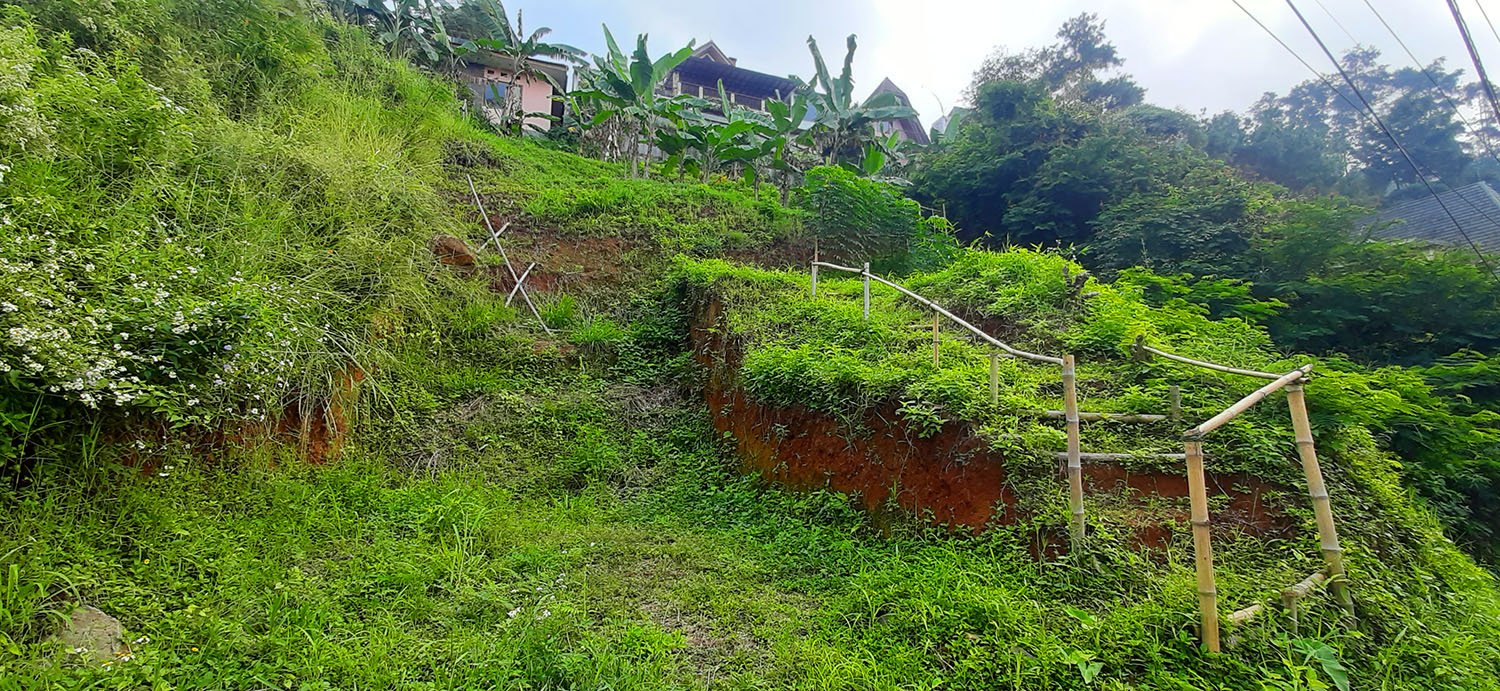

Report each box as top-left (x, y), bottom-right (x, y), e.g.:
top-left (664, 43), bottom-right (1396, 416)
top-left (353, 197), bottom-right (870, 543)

top-left (1360, 0), bottom-right (1500, 163)
top-left (1311, 0), bottom-right (1359, 45)
top-left (1474, 0), bottom-right (1500, 48)
top-left (1348, 0), bottom-right (1500, 239)
top-left (1447, 0), bottom-right (1500, 138)
top-left (1284, 0), bottom-right (1498, 275)
top-left (1228, 0), bottom-right (1366, 118)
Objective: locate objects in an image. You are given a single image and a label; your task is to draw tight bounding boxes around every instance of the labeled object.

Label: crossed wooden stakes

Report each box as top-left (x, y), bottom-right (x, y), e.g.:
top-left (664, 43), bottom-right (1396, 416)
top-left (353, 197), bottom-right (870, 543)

top-left (466, 175), bottom-right (551, 335)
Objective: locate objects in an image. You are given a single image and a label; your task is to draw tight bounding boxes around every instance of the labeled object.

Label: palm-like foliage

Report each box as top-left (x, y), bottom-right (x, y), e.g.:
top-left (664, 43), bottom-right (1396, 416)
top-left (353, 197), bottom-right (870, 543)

top-left (804, 35), bottom-right (918, 165)
top-left (572, 26), bottom-right (696, 177)
top-left (459, 0), bottom-right (583, 87)
top-left (340, 0), bottom-right (455, 68)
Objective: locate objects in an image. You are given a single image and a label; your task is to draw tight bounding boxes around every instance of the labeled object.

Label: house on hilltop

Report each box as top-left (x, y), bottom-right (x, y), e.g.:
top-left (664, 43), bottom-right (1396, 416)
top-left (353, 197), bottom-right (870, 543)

top-left (869, 78), bottom-right (929, 146)
top-left (1360, 181), bottom-right (1500, 252)
top-left (457, 50), bottom-right (570, 133)
top-left (661, 42), bottom-right (801, 119)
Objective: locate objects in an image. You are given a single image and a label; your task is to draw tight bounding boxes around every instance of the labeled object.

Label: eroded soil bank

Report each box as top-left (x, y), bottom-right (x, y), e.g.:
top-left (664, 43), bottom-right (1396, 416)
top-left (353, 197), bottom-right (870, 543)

top-left (690, 296), bottom-right (1291, 543)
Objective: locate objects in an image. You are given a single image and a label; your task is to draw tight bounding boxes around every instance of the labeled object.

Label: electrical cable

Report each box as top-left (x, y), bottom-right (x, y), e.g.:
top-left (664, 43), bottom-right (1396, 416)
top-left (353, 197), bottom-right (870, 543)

top-left (1284, 0), bottom-right (1498, 274)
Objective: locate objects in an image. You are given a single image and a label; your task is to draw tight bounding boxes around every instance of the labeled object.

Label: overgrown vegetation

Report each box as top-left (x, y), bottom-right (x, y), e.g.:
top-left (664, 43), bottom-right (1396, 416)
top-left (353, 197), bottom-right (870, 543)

top-left (4, 0), bottom-right (1500, 688)
top-left (675, 251), bottom-right (1500, 688)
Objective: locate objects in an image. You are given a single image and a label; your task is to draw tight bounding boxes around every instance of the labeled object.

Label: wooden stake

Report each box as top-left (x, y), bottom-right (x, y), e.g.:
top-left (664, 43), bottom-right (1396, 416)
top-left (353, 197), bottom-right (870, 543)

top-left (1286, 384), bottom-right (1355, 619)
top-left (811, 262), bottom-right (819, 297)
top-left (1062, 355), bottom-right (1085, 546)
top-left (1185, 439), bottom-right (1220, 652)
top-left (989, 352), bottom-right (1000, 406)
top-left (466, 175), bottom-right (550, 335)
top-left (505, 262), bottom-right (536, 307)
top-left (862, 262), bottom-right (870, 319)
top-left (932, 311), bottom-right (941, 366)
top-left (1169, 384), bottom-right (1181, 423)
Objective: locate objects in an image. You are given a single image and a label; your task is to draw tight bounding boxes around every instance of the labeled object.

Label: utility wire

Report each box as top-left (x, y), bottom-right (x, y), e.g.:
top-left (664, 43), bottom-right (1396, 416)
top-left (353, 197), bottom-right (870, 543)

top-left (1343, 0), bottom-right (1500, 238)
top-left (1361, 0), bottom-right (1500, 163)
top-left (1312, 0), bottom-right (1359, 45)
top-left (1448, 0), bottom-right (1500, 138)
top-left (1475, 0), bottom-right (1500, 48)
top-left (1283, 0), bottom-right (1498, 275)
top-left (1228, 0), bottom-right (1366, 117)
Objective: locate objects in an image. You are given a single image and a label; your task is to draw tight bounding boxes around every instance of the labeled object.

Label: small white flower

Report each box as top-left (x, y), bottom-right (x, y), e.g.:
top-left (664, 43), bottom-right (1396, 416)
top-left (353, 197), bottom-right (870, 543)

top-left (507, 608), bottom-right (520, 618)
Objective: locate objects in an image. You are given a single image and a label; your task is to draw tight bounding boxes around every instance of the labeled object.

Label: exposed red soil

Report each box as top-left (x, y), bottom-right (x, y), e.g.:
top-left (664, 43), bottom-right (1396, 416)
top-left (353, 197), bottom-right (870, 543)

top-left (691, 296), bottom-right (1293, 544)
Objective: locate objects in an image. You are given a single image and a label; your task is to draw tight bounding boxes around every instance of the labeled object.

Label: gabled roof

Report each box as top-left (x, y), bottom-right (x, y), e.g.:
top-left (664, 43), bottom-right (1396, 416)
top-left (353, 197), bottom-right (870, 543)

top-left (1361, 182), bottom-right (1500, 251)
top-left (866, 77), bottom-right (929, 146)
top-left (692, 41), bottom-right (735, 66)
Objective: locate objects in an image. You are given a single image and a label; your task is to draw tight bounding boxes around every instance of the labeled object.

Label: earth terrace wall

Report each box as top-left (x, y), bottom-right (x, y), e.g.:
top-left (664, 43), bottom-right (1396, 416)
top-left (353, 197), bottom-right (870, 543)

top-left (689, 294), bottom-right (1291, 544)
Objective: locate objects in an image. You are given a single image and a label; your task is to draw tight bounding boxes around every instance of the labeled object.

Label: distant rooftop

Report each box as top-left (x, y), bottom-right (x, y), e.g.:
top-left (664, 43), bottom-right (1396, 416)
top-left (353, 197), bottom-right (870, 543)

top-left (1361, 181), bottom-right (1500, 251)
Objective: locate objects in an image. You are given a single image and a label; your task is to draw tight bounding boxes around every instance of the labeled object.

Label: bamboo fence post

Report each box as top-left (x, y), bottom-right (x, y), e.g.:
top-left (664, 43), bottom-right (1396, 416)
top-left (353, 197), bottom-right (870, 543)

top-left (811, 262), bottom-right (819, 297)
top-left (1062, 355), bottom-right (1086, 546)
top-left (931, 311), bottom-right (941, 366)
top-left (1184, 439), bottom-right (1221, 652)
top-left (1169, 385), bottom-right (1182, 423)
top-left (989, 352), bottom-right (1000, 406)
top-left (1286, 383), bottom-right (1355, 618)
top-left (862, 262), bottom-right (871, 319)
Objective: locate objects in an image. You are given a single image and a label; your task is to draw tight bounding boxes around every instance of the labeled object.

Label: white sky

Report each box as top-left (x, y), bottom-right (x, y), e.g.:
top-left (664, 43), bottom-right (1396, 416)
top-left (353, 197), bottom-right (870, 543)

top-left (513, 0), bottom-right (1500, 128)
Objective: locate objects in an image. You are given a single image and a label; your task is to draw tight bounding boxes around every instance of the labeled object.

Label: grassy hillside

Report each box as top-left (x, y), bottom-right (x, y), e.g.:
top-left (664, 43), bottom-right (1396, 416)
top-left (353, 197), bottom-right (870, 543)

top-left (3, 1), bottom-right (1500, 689)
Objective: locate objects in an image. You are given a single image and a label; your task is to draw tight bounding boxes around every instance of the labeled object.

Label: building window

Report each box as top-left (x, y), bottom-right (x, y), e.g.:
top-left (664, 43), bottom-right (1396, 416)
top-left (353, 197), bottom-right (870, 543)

top-left (485, 81), bottom-right (519, 103)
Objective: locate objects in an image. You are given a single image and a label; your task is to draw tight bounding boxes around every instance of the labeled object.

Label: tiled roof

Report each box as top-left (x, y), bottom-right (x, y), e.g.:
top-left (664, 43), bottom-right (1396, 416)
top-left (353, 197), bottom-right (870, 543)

top-left (1361, 181), bottom-right (1500, 251)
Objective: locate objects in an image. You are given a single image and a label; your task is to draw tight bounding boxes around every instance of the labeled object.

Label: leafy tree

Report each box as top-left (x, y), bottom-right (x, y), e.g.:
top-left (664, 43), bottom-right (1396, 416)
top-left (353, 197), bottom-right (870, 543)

top-left (572, 26), bottom-right (696, 178)
top-left (966, 13), bottom-right (1144, 111)
top-left (802, 34), bottom-right (918, 166)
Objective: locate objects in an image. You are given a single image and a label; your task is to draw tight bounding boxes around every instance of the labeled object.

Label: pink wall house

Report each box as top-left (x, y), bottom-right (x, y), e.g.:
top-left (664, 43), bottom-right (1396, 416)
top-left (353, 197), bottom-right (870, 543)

top-left (458, 55), bottom-right (569, 133)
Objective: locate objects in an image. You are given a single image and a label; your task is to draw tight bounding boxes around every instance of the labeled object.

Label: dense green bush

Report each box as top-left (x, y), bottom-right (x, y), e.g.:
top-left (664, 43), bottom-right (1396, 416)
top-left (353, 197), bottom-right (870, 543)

top-left (792, 166), bottom-right (957, 271)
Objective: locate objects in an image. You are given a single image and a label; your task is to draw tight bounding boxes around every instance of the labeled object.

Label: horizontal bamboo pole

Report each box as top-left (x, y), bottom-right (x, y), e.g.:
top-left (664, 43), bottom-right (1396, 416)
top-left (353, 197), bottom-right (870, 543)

top-left (1282, 569), bottom-right (1328, 603)
top-left (1184, 366), bottom-right (1313, 439)
top-left (1052, 452), bottom-right (1188, 462)
top-left (864, 273), bottom-right (1064, 365)
top-left (1041, 410), bottom-right (1168, 423)
top-left (811, 260), bottom-right (863, 273)
top-left (1135, 336), bottom-right (1283, 380)
top-left (1227, 603), bottom-right (1264, 626)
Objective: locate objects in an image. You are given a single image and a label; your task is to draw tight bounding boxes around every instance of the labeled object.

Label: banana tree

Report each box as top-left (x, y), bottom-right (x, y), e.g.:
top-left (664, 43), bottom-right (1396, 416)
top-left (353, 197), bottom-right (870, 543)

top-left (760, 91), bottom-right (812, 202)
top-left (351, 0), bottom-right (454, 67)
top-left (571, 26), bottom-right (696, 178)
top-left (804, 34), bottom-right (918, 167)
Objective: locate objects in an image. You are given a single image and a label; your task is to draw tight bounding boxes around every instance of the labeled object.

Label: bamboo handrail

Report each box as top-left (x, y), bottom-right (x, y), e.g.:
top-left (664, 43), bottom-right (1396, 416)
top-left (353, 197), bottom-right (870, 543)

top-left (867, 273), bottom-right (1066, 366)
top-left (1134, 336), bottom-right (1282, 380)
top-left (1041, 410), bottom-right (1168, 423)
top-left (1184, 366), bottom-right (1313, 439)
top-left (812, 262), bottom-right (1065, 365)
top-left (1052, 452), bottom-right (1188, 461)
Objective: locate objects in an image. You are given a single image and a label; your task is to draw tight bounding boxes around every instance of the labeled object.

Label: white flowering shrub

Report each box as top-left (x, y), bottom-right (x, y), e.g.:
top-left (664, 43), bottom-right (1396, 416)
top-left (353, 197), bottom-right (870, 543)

top-left (0, 16), bottom-right (49, 156)
top-left (0, 4), bottom-right (473, 462)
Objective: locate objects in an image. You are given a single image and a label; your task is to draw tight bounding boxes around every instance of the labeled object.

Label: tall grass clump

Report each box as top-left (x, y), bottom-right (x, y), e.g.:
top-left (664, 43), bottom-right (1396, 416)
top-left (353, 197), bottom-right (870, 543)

top-left (0, 0), bottom-right (490, 471)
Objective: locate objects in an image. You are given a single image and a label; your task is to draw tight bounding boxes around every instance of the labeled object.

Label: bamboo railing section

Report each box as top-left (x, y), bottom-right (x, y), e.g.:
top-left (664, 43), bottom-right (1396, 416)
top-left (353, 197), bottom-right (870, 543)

top-left (808, 264), bottom-right (1353, 653)
top-left (1138, 338), bottom-right (1352, 652)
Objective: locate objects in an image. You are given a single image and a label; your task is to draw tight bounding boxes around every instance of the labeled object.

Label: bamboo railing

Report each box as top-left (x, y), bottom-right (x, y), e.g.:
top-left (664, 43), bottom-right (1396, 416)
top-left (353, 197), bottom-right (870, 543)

top-left (1136, 337), bottom-right (1353, 652)
top-left (807, 263), bottom-right (1351, 653)
top-left (810, 261), bottom-right (1158, 547)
